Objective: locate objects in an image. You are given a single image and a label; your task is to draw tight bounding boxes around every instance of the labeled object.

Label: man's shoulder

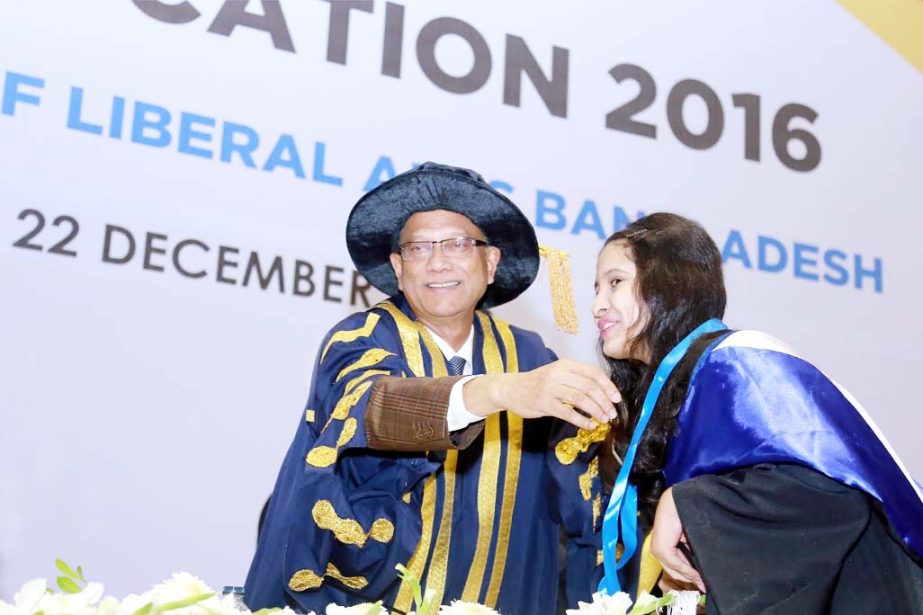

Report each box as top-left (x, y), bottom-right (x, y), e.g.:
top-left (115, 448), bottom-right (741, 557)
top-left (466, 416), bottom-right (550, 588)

top-left (325, 302), bottom-right (399, 333)
top-left (507, 322), bottom-right (545, 345)
top-left (316, 304), bottom-right (402, 358)
top-left (479, 312), bottom-right (555, 363)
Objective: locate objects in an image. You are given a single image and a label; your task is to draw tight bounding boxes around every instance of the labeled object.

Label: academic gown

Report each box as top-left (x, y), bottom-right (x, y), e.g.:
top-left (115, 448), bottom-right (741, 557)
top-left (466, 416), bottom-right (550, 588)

top-left (245, 296), bottom-right (602, 614)
top-left (664, 331), bottom-right (923, 613)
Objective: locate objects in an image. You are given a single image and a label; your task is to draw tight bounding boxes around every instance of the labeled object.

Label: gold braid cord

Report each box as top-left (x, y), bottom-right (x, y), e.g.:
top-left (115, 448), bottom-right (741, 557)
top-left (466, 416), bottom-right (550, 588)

top-left (539, 245), bottom-right (579, 334)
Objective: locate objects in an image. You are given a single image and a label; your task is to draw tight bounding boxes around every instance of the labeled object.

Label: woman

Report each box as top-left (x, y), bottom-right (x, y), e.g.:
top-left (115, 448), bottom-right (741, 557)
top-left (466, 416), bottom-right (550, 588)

top-left (592, 213), bottom-right (923, 613)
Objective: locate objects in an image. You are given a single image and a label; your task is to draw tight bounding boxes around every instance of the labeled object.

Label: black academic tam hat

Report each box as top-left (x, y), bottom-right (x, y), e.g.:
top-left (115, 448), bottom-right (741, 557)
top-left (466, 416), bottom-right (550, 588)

top-left (346, 162), bottom-right (540, 309)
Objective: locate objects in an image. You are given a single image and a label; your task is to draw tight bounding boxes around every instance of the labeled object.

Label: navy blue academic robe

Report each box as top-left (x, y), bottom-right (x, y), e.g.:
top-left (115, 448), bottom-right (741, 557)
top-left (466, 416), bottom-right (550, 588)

top-left (245, 297), bottom-right (602, 614)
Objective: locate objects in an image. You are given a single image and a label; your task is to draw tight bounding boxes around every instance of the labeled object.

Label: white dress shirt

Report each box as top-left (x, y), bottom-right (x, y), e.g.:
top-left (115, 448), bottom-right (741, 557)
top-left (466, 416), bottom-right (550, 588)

top-left (422, 325), bottom-right (486, 432)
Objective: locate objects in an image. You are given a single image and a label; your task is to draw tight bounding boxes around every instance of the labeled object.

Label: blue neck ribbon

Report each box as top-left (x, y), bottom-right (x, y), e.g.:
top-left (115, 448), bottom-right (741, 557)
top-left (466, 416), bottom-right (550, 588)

top-left (598, 318), bottom-right (727, 596)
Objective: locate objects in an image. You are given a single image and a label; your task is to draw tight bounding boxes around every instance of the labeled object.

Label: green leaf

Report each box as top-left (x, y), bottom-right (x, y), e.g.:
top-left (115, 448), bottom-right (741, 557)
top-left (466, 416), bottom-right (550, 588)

top-left (417, 588), bottom-right (440, 615)
top-left (55, 559), bottom-right (84, 582)
top-left (395, 563), bottom-right (422, 608)
top-left (57, 576), bottom-right (81, 594)
top-left (655, 593), bottom-right (677, 609)
top-left (156, 591), bottom-right (215, 613)
top-left (131, 602), bottom-right (154, 615)
top-left (628, 591), bottom-right (661, 615)
top-left (252, 609), bottom-right (283, 615)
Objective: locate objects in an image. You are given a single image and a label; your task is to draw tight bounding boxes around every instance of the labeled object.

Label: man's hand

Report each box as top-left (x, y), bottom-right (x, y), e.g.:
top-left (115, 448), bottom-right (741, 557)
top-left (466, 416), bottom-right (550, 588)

top-left (462, 358), bottom-right (619, 429)
top-left (651, 487), bottom-right (706, 593)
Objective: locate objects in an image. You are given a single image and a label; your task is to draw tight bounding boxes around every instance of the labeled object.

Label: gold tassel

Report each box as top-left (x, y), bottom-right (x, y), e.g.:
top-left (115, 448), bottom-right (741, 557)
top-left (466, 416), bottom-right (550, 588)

top-left (539, 245), bottom-right (579, 334)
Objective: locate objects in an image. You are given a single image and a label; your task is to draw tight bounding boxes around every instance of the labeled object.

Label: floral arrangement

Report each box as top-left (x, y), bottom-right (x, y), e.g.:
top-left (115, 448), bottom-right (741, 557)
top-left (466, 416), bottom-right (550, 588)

top-left (564, 589), bottom-right (702, 615)
top-left (0, 561), bottom-right (701, 615)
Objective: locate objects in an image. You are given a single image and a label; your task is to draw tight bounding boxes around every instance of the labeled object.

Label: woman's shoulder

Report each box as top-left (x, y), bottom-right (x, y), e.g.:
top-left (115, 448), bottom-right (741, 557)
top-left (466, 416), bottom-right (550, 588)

top-left (712, 329), bottom-right (800, 358)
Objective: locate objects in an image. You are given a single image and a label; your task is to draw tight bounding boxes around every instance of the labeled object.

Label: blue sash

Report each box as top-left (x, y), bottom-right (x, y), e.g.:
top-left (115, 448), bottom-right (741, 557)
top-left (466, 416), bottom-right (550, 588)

top-left (598, 319), bottom-right (727, 595)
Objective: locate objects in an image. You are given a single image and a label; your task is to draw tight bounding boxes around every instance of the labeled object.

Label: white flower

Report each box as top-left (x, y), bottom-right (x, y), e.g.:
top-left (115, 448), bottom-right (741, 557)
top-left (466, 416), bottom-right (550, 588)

top-left (325, 603), bottom-right (387, 615)
top-left (1, 578), bottom-right (48, 615)
top-left (141, 571), bottom-right (222, 615)
top-left (95, 595), bottom-right (122, 615)
top-left (148, 572), bottom-right (214, 604)
top-left (117, 592), bottom-right (154, 615)
top-left (43, 582), bottom-right (106, 615)
top-left (565, 591), bottom-right (633, 615)
top-left (665, 590), bottom-right (700, 615)
top-left (211, 592), bottom-right (251, 614)
top-left (437, 600), bottom-right (501, 614)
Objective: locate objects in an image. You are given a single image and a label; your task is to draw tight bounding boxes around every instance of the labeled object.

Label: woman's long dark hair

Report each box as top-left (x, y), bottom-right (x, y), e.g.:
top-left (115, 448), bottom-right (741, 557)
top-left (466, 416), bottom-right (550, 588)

top-left (598, 213), bottom-right (727, 523)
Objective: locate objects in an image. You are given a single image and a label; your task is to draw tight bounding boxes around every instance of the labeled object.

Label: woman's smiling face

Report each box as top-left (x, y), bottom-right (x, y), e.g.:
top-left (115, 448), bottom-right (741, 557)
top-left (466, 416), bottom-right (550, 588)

top-left (593, 240), bottom-right (650, 363)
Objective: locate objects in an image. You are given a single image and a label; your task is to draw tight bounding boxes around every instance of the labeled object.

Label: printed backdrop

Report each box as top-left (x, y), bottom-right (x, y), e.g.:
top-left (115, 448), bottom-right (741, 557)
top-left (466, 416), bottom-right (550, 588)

top-left (2, 0), bottom-right (922, 599)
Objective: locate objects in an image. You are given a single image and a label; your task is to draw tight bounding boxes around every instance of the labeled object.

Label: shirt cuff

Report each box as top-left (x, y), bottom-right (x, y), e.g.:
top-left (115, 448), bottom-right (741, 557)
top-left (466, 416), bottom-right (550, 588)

top-left (446, 375), bottom-right (486, 432)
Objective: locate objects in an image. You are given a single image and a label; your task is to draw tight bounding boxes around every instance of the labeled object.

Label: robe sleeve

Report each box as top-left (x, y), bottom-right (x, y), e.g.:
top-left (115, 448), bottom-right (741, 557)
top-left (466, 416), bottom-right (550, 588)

top-left (672, 463), bottom-right (872, 615)
top-left (272, 312), bottom-right (446, 607)
top-left (365, 375), bottom-right (485, 450)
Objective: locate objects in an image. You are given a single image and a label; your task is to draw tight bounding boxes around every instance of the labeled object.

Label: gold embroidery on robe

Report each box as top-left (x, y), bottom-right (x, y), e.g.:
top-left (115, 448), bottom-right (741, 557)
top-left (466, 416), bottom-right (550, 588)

top-left (579, 457), bottom-right (599, 501)
top-left (369, 518), bottom-right (395, 543)
top-left (336, 418), bottom-right (358, 447)
top-left (593, 492), bottom-right (602, 528)
top-left (329, 382), bottom-right (374, 421)
top-left (325, 563), bottom-right (368, 590)
top-left (378, 302), bottom-right (424, 375)
top-left (321, 313), bottom-right (380, 361)
top-left (286, 564), bottom-right (368, 592)
top-left (395, 476), bottom-right (437, 612)
top-left (311, 500), bottom-right (395, 547)
top-left (485, 317), bottom-right (522, 607)
top-left (386, 300), bottom-right (437, 613)
top-left (288, 569), bottom-right (323, 591)
top-left (461, 313), bottom-right (504, 603)
top-left (344, 369), bottom-right (390, 395)
top-left (305, 446), bottom-right (337, 468)
top-left (335, 348), bottom-right (394, 383)
top-left (555, 421), bottom-right (610, 465)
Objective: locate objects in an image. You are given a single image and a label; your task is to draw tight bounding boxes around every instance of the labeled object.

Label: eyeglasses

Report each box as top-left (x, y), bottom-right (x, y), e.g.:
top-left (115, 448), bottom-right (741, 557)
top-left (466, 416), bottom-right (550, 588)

top-left (397, 236), bottom-right (489, 261)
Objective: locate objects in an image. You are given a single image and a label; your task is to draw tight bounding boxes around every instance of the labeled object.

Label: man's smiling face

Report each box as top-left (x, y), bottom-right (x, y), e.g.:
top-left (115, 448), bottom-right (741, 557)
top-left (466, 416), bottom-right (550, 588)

top-left (389, 209), bottom-right (500, 332)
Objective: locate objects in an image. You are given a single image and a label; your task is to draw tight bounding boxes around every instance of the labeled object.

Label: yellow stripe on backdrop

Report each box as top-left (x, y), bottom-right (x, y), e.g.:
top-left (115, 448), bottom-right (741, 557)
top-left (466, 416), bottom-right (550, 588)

top-left (838, 0), bottom-right (923, 73)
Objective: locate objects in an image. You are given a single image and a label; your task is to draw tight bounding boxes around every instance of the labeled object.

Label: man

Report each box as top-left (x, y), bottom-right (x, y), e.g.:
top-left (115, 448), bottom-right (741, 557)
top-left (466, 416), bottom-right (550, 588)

top-left (245, 163), bottom-right (616, 614)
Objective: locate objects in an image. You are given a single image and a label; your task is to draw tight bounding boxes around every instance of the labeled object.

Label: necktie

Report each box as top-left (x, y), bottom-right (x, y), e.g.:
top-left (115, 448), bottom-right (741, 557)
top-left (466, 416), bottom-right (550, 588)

top-left (446, 356), bottom-right (467, 376)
